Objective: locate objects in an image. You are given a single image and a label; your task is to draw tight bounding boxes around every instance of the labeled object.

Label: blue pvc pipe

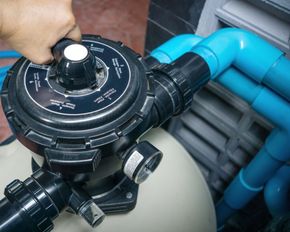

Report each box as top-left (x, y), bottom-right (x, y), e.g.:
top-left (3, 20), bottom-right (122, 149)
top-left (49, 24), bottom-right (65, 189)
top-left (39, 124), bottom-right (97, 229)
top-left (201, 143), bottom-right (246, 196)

top-left (150, 29), bottom-right (290, 229)
top-left (216, 68), bottom-right (263, 105)
top-left (151, 34), bottom-right (203, 63)
top-left (264, 165), bottom-right (290, 217)
top-left (216, 69), bottom-right (290, 130)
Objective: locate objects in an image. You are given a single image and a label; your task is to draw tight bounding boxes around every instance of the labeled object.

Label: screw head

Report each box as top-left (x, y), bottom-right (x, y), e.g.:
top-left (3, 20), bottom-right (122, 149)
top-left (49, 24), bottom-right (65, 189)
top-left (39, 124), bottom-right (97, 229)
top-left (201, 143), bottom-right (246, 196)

top-left (126, 192), bottom-right (133, 199)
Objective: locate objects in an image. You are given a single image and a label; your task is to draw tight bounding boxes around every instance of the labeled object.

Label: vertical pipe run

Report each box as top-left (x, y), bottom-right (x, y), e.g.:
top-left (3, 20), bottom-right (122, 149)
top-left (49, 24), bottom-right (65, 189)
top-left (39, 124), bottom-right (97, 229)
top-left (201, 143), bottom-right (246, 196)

top-left (215, 141), bottom-right (284, 226)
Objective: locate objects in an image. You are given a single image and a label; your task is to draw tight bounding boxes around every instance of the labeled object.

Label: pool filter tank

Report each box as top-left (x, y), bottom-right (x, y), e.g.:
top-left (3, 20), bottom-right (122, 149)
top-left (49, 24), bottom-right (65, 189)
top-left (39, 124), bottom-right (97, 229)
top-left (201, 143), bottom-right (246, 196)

top-left (0, 35), bottom-right (216, 232)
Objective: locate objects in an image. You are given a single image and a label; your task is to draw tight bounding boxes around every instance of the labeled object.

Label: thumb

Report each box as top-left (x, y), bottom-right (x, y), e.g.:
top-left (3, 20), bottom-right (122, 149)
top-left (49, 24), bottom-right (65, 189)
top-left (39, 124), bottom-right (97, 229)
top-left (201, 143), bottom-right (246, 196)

top-left (65, 25), bottom-right (82, 42)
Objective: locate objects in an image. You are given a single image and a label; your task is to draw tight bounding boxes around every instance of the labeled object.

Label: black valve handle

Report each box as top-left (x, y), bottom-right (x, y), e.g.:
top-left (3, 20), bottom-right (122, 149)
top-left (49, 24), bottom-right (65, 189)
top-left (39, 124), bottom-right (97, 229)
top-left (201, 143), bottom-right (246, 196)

top-left (52, 38), bottom-right (77, 61)
top-left (50, 38), bottom-right (98, 91)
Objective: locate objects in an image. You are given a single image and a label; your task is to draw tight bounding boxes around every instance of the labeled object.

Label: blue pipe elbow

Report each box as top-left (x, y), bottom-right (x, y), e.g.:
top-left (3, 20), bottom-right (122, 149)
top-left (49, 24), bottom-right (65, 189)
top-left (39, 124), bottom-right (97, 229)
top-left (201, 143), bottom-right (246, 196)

top-left (264, 165), bottom-right (290, 217)
top-left (191, 28), bottom-right (283, 82)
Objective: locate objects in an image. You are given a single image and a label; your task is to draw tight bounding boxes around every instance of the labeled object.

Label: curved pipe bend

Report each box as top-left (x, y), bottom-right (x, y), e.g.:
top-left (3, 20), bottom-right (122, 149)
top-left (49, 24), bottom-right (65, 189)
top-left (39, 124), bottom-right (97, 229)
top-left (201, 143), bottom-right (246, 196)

top-left (191, 28), bottom-right (283, 80)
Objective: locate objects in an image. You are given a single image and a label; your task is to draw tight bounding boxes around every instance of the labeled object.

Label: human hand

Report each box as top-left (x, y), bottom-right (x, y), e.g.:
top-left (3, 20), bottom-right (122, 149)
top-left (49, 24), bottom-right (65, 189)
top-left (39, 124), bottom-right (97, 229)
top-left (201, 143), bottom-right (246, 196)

top-left (0, 0), bottom-right (81, 64)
